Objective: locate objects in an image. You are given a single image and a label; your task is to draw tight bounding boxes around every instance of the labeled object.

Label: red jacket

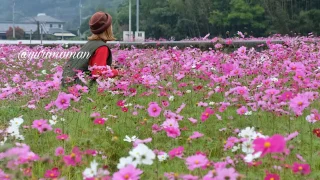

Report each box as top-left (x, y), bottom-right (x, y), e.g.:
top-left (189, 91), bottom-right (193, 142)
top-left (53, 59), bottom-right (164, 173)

top-left (89, 46), bottom-right (119, 78)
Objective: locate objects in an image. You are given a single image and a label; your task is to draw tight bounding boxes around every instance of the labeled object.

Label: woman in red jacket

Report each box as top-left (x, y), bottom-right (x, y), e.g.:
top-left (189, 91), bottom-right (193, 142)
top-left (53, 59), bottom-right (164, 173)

top-left (62, 11), bottom-right (122, 86)
top-left (87, 12), bottom-right (121, 78)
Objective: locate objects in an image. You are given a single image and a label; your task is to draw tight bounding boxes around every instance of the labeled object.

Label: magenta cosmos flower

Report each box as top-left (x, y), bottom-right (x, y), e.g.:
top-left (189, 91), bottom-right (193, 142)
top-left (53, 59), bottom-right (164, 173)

top-left (168, 146), bottom-right (184, 159)
top-left (55, 92), bottom-right (71, 110)
top-left (185, 154), bottom-right (209, 170)
top-left (164, 126), bottom-right (181, 138)
top-left (147, 102), bottom-right (162, 117)
top-left (253, 134), bottom-right (286, 157)
top-left (44, 168), bottom-right (60, 179)
top-left (56, 134), bottom-right (69, 141)
top-left (200, 107), bottom-right (214, 122)
top-left (264, 172), bottom-right (280, 180)
top-left (63, 147), bottom-right (82, 166)
top-left (112, 165), bottom-right (143, 180)
top-left (93, 118), bottom-right (106, 125)
top-left (292, 162), bottom-right (311, 175)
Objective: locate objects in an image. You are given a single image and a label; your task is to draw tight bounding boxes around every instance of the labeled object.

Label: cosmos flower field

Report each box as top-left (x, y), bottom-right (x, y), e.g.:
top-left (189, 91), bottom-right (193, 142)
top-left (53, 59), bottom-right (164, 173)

top-left (0, 37), bottom-right (320, 180)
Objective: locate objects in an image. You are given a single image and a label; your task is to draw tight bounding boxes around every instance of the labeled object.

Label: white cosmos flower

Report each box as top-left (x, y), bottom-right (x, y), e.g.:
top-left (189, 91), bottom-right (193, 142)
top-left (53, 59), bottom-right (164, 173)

top-left (169, 96), bottom-right (174, 101)
top-left (0, 137), bottom-right (7, 146)
top-left (124, 103), bottom-right (133, 107)
top-left (41, 70), bottom-right (47, 75)
top-left (242, 141), bottom-right (254, 154)
top-left (49, 115), bottom-right (58, 125)
top-left (245, 111), bottom-right (252, 116)
top-left (239, 127), bottom-right (257, 140)
top-left (186, 90), bottom-right (191, 93)
top-left (157, 153), bottom-right (169, 162)
top-left (209, 102), bottom-right (215, 106)
top-left (123, 135), bottom-right (138, 143)
top-left (117, 156), bottom-right (134, 169)
top-left (83, 159), bottom-right (99, 179)
top-left (231, 145), bottom-right (240, 152)
top-left (129, 144), bottom-right (156, 165)
top-left (244, 152), bottom-right (262, 163)
top-left (9, 117), bottom-right (24, 127)
top-left (270, 77), bottom-right (278, 82)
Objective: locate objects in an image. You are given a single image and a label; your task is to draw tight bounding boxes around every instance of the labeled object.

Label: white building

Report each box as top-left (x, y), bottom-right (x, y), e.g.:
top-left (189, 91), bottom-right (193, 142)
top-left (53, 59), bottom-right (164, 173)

top-left (0, 13), bottom-right (76, 39)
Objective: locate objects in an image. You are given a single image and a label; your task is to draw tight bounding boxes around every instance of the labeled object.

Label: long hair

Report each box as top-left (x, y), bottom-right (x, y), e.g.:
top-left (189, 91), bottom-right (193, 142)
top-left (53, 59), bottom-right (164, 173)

top-left (87, 25), bottom-right (116, 41)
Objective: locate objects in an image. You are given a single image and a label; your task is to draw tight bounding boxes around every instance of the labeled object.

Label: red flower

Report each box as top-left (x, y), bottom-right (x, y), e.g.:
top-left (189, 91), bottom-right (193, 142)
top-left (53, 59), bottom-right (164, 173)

top-left (193, 85), bottom-right (203, 91)
top-left (313, 128), bottom-right (320, 137)
top-left (117, 100), bottom-right (125, 107)
top-left (122, 107), bottom-right (128, 112)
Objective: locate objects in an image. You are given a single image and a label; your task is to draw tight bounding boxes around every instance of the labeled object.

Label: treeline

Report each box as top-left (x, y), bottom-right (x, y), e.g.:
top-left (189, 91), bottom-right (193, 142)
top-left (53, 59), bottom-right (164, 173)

top-left (81, 0), bottom-right (320, 40)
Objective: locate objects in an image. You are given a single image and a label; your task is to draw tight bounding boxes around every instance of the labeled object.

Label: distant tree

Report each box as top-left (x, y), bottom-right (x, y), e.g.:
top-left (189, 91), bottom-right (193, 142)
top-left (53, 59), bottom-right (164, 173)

top-left (6, 27), bottom-right (25, 40)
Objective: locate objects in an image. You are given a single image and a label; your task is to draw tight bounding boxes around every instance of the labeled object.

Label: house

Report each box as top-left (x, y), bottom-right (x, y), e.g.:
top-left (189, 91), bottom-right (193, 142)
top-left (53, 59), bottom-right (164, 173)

top-left (0, 13), bottom-right (76, 39)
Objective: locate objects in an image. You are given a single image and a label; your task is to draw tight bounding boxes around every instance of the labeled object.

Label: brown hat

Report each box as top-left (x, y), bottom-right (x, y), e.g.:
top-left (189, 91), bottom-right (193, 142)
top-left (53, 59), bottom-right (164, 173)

top-left (89, 12), bottom-right (112, 34)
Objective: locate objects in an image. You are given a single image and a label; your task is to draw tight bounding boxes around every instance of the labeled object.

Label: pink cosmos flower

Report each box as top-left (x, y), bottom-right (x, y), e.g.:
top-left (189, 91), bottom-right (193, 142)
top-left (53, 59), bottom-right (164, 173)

top-left (94, 118), bottom-right (106, 125)
top-left (200, 108), bottom-right (214, 122)
top-left (164, 127), bottom-right (181, 138)
top-left (133, 138), bottom-right (152, 147)
top-left (44, 168), bottom-right (60, 179)
top-left (31, 119), bottom-right (52, 133)
top-left (90, 112), bottom-right (101, 118)
top-left (152, 124), bottom-right (162, 133)
top-left (56, 134), bottom-right (69, 141)
top-left (54, 128), bottom-right (62, 134)
top-left (189, 131), bottom-right (204, 140)
top-left (253, 134), bottom-right (286, 157)
top-left (236, 106), bottom-right (248, 115)
top-left (180, 174), bottom-right (199, 180)
top-left (0, 170), bottom-right (11, 180)
top-left (55, 147), bottom-right (65, 156)
top-left (162, 119), bottom-right (179, 129)
top-left (292, 162), bottom-right (311, 175)
top-left (55, 92), bottom-right (71, 110)
top-left (215, 167), bottom-right (239, 180)
top-left (224, 137), bottom-right (240, 150)
top-left (185, 154), bottom-right (209, 170)
top-left (147, 102), bottom-right (162, 117)
top-left (63, 147), bottom-right (82, 166)
top-left (188, 117), bottom-right (198, 124)
top-left (162, 100), bottom-right (170, 107)
top-left (289, 94), bottom-right (310, 116)
top-left (112, 165), bottom-right (143, 180)
top-left (168, 146), bottom-right (184, 159)
top-left (280, 91), bottom-right (293, 102)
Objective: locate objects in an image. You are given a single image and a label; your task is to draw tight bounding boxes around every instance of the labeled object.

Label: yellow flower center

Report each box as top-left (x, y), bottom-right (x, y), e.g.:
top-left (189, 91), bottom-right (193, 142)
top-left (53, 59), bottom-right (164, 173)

top-left (195, 160), bottom-right (199, 164)
top-left (264, 142), bottom-right (271, 148)
top-left (124, 174), bottom-right (130, 179)
top-left (298, 166), bottom-right (303, 171)
top-left (297, 102), bottom-right (303, 106)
